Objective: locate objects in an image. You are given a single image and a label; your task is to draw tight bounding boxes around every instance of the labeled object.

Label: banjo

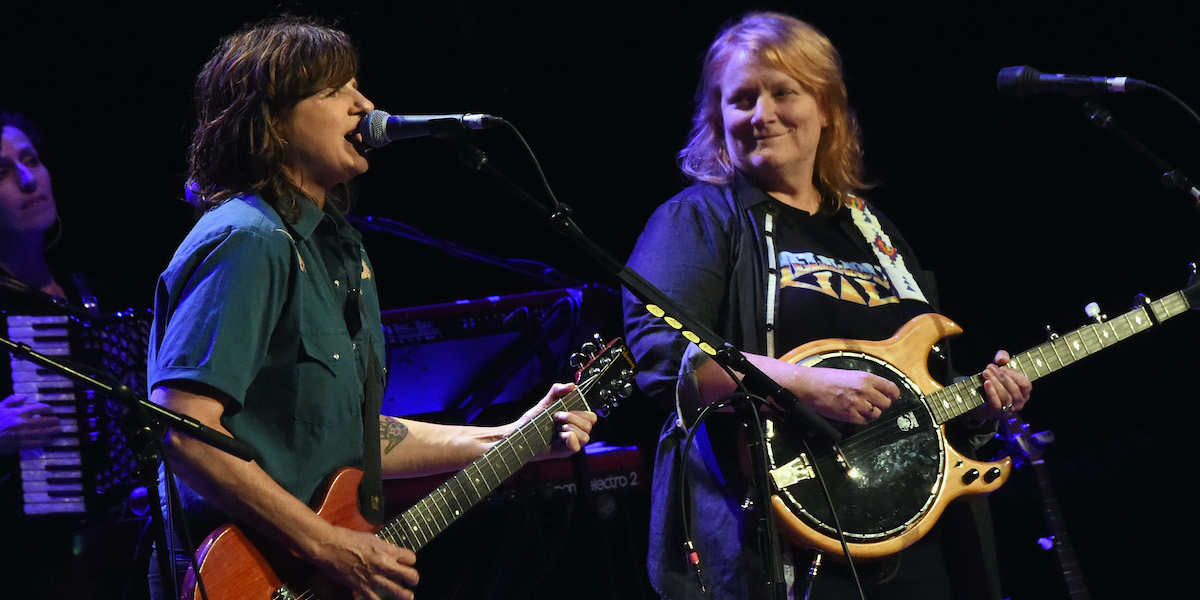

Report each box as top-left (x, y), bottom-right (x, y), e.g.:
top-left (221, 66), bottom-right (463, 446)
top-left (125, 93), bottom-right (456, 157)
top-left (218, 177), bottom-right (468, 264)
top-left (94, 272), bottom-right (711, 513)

top-left (764, 278), bottom-right (1197, 559)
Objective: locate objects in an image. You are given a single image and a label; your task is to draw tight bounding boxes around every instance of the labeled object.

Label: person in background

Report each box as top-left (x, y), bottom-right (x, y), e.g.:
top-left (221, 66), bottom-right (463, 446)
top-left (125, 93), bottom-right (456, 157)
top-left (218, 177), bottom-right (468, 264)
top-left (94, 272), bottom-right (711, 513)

top-left (1, 110), bottom-right (115, 600)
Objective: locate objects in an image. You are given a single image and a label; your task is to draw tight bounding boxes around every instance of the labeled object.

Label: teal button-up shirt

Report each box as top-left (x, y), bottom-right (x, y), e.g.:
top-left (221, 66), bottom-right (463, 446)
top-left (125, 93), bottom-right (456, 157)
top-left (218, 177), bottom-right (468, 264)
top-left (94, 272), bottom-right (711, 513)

top-left (150, 193), bottom-right (385, 507)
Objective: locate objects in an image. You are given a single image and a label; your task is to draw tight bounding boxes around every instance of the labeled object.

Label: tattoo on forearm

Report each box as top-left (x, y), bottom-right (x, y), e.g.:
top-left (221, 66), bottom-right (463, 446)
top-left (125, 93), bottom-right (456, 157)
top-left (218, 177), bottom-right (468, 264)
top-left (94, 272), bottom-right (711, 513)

top-left (380, 419), bottom-right (409, 453)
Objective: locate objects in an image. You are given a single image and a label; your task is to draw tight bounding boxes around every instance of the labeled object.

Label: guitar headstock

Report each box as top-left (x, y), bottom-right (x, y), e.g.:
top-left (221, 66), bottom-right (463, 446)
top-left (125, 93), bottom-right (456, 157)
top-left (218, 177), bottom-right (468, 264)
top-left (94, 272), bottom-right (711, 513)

top-left (1184, 262), bottom-right (1200, 310)
top-left (999, 413), bottom-right (1054, 470)
top-left (570, 335), bottom-right (637, 416)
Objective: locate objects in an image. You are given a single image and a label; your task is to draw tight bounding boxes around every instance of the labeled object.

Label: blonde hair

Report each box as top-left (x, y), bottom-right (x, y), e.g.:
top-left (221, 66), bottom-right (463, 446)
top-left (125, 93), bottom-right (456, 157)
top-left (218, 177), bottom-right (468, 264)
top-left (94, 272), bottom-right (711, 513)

top-left (678, 12), bottom-right (865, 212)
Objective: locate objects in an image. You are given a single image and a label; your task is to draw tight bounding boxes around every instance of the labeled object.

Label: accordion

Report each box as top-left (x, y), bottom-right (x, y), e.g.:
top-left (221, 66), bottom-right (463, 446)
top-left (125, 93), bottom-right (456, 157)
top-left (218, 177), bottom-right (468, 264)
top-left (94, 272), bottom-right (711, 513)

top-left (4, 311), bottom-right (148, 519)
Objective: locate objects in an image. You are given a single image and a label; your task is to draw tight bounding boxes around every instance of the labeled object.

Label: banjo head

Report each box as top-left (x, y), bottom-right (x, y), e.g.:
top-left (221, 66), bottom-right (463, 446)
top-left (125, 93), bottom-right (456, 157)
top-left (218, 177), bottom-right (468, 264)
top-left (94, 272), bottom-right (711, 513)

top-left (767, 351), bottom-right (945, 542)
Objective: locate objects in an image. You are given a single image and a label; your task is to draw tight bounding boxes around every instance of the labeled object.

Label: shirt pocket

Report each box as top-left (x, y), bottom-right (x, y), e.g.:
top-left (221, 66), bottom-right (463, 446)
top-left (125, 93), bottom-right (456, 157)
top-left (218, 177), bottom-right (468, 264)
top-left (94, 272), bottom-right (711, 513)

top-left (294, 330), bottom-right (360, 427)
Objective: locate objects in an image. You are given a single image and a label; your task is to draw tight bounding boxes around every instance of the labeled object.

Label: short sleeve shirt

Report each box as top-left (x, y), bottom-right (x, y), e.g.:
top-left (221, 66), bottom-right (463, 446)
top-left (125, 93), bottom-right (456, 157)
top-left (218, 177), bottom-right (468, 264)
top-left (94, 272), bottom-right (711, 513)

top-left (149, 194), bottom-right (385, 506)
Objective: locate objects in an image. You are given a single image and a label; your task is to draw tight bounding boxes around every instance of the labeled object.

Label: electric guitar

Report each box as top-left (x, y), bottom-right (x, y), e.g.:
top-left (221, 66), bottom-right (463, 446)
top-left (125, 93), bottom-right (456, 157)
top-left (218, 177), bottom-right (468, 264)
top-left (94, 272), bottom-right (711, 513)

top-left (180, 337), bottom-right (636, 600)
top-left (766, 277), bottom-right (1198, 560)
top-left (1002, 414), bottom-right (1091, 599)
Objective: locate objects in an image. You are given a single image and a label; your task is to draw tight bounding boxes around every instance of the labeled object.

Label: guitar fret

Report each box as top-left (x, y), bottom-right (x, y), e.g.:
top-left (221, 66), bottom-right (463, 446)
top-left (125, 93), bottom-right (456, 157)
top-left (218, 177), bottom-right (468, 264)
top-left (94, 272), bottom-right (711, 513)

top-left (396, 513), bottom-right (427, 549)
top-left (461, 464), bottom-right (483, 499)
top-left (1038, 344), bottom-right (1058, 374)
top-left (1047, 337), bottom-right (1069, 370)
top-left (482, 450), bottom-right (503, 485)
top-left (405, 505), bottom-right (431, 548)
top-left (1075, 326), bottom-right (1103, 354)
top-left (1151, 292), bottom-right (1178, 322)
top-left (444, 475), bottom-right (470, 516)
top-left (415, 501), bottom-right (438, 542)
top-left (1099, 318), bottom-right (1120, 347)
top-left (562, 390), bottom-right (586, 413)
top-left (430, 489), bottom-right (451, 530)
top-left (928, 293), bottom-right (1184, 427)
top-left (1066, 329), bottom-right (1090, 356)
top-left (1150, 300), bottom-right (1166, 322)
top-left (389, 372), bottom-right (617, 555)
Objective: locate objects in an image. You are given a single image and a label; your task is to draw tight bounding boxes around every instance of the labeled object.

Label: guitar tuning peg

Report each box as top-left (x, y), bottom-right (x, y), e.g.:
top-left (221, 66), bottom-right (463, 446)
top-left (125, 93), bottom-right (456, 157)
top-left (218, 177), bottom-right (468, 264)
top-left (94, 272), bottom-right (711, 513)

top-left (617, 382), bottom-right (635, 399)
top-left (569, 353), bottom-right (587, 368)
top-left (1044, 324), bottom-right (1059, 341)
top-left (1083, 302), bottom-right (1106, 323)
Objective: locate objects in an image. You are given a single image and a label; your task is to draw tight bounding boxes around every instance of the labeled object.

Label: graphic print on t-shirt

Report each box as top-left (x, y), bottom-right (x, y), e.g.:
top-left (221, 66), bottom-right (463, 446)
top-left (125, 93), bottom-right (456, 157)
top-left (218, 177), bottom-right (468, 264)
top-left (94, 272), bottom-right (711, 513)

top-left (778, 251), bottom-right (899, 308)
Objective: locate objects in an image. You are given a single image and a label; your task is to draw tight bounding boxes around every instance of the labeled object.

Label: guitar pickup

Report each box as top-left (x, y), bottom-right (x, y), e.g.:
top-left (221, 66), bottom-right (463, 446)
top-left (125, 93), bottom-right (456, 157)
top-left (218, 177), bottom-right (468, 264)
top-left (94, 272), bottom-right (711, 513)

top-left (770, 454), bottom-right (816, 489)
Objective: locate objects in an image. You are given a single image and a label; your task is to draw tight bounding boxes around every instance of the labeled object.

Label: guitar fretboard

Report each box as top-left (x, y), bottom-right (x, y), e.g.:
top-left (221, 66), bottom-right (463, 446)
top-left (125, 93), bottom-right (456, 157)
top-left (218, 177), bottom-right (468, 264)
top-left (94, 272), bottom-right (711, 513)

top-left (1029, 460), bottom-right (1092, 599)
top-left (371, 341), bottom-right (633, 552)
top-left (375, 393), bottom-right (580, 551)
top-left (927, 286), bottom-right (1195, 425)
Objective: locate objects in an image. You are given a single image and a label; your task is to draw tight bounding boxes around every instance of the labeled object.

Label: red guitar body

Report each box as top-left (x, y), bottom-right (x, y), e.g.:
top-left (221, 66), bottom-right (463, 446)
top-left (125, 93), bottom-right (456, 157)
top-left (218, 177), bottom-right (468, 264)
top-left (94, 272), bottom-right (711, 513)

top-left (182, 468), bottom-right (374, 600)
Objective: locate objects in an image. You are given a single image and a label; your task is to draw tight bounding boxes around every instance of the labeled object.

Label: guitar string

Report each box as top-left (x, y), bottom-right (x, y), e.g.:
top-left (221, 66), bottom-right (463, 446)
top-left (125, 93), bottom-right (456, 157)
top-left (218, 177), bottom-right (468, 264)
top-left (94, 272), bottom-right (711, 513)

top-left (282, 390), bottom-right (591, 597)
top-left (251, 348), bottom-right (633, 599)
top-left (372, 350), bottom-right (628, 552)
top-left (823, 298), bottom-right (1169, 461)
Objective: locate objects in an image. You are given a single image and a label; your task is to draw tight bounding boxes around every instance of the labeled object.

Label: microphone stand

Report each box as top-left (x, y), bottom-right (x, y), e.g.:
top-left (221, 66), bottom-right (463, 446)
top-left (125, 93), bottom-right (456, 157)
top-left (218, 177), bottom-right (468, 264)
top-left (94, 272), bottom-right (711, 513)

top-left (1081, 101), bottom-right (1200, 208)
top-left (347, 213), bottom-right (586, 288)
top-left (0, 334), bottom-right (258, 600)
top-left (440, 132), bottom-right (841, 600)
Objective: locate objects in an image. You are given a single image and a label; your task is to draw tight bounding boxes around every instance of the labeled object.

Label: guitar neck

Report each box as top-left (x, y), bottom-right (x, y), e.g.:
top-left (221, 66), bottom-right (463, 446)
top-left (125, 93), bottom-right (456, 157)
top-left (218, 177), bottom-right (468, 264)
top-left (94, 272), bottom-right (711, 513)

top-left (1029, 460), bottom-right (1092, 599)
top-left (929, 286), bottom-right (1195, 425)
top-left (373, 390), bottom-right (590, 552)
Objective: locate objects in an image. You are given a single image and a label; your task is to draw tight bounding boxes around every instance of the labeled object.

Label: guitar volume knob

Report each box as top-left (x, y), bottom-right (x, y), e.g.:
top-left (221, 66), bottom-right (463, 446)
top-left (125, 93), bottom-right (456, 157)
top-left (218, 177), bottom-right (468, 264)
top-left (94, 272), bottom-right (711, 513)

top-left (962, 469), bottom-right (980, 484)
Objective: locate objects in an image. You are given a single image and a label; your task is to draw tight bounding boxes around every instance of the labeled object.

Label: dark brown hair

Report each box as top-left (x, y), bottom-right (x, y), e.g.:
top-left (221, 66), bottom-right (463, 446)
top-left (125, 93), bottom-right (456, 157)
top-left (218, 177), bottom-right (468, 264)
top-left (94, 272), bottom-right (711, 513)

top-left (187, 16), bottom-right (359, 219)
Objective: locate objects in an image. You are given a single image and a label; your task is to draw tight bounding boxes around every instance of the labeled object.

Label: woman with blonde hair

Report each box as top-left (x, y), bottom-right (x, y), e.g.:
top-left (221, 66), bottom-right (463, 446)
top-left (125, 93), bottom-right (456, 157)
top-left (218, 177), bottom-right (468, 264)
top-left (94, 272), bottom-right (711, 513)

top-left (624, 12), bottom-right (1030, 599)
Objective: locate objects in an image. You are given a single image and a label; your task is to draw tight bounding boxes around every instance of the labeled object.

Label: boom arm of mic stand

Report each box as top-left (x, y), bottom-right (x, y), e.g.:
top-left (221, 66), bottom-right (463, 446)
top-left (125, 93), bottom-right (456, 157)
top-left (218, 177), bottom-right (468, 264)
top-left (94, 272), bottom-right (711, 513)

top-left (450, 139), bottom-right (841, 446)
top-left (1082, 101), bottom-right (1200, 208)
top-left (0, 335), bottom-right (260, 462)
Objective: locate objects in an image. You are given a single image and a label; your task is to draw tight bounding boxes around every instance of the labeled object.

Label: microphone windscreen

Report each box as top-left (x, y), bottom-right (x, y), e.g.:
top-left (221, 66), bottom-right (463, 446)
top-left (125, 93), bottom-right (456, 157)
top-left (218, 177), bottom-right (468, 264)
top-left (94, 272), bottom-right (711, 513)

top-left (361, 110), bottom-right (392, 148)
top-left (996, 65), bottom-right (1041, 98)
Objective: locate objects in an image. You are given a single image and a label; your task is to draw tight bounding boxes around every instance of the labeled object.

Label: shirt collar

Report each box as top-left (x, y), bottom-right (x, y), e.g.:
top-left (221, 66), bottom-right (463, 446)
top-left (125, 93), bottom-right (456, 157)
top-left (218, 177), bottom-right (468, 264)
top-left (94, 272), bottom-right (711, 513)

top-left (730, 170), bottom-right (779, 211)
top-left (730, 170), bottom-right (846, 219)
top-left (287, 193), bottom-right (362, 245)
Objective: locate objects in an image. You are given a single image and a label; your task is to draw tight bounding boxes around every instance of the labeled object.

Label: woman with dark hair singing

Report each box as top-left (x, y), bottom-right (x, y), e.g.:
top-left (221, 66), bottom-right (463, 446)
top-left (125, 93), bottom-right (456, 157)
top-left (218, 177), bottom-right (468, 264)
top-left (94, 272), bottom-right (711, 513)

top-left (149, 17), bottom-right (596, 600)
top-left (624, 12), bottom-right (1031, 600)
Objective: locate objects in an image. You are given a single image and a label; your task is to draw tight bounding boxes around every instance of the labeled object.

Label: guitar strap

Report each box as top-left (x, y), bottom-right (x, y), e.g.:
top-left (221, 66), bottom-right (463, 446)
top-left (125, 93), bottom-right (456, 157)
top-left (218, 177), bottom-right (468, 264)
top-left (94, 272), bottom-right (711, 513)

top-left (843, 197), bottom-right (929, 304)
top-left (359, 337), bottom-right (386, 526)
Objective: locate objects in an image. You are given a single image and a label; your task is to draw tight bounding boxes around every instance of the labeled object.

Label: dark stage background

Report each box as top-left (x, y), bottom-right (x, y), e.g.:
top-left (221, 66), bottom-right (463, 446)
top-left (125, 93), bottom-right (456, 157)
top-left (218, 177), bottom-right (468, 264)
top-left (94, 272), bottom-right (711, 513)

top-left (5, 2), bottom-right (1197, 599)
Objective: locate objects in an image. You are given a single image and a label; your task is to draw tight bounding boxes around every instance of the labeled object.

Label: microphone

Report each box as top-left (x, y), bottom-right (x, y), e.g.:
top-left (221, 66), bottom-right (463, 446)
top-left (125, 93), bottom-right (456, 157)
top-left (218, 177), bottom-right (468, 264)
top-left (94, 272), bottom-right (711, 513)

top-left (358, 109), bottom-right (505, 147)
top-left (997, 65), bottom-right (1147, 98)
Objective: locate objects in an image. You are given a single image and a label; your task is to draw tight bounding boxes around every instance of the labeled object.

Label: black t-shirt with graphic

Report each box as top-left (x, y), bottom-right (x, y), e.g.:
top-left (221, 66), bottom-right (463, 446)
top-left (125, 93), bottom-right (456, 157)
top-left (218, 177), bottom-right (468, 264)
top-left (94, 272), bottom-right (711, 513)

top-left (772, 201), bottom-right (929, 355)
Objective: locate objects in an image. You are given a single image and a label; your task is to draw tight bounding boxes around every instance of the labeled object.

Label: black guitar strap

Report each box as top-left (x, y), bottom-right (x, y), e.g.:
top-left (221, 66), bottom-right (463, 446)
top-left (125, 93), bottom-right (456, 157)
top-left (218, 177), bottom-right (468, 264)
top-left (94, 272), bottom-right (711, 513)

top-left (359, 337), bottom-right (386, 526)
